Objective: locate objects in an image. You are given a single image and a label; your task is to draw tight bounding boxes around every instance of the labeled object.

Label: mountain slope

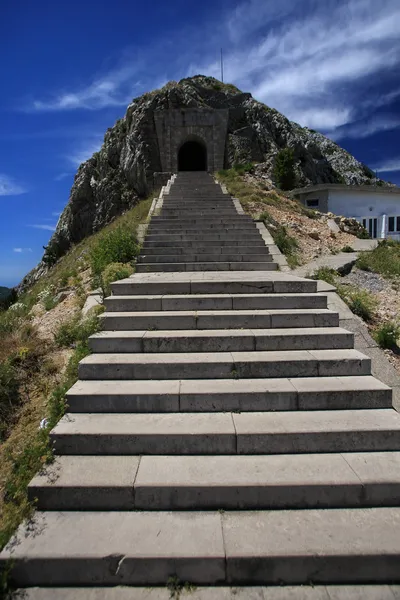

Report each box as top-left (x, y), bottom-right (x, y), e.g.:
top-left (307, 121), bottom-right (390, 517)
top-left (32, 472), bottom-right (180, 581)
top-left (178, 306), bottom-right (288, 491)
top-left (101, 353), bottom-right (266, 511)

top-left (22, 75), bottom-right (387, 287)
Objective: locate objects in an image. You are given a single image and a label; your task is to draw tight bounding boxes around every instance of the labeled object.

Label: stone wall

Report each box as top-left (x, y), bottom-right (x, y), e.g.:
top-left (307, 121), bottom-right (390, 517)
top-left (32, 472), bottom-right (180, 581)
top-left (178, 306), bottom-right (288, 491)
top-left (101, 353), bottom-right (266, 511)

top-left (154, 108), bottom-right (228, 172)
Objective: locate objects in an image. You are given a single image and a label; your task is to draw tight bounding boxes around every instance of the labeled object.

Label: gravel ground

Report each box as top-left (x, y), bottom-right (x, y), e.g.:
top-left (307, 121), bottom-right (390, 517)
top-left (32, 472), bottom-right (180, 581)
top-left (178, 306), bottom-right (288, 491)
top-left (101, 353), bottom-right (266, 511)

top-left (341, 267), bottom-right (390, 293)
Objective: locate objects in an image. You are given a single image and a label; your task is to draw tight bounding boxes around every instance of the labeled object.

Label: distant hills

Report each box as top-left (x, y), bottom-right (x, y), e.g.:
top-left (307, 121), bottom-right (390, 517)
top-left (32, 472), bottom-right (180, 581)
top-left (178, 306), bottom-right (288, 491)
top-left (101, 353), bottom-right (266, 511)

top-left (0, 286), bottom-right (11, 300)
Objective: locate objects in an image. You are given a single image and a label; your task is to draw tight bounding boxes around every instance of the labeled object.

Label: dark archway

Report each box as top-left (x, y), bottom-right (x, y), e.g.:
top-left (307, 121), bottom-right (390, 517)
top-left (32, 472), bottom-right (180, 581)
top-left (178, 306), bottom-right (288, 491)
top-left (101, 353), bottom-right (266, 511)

top-left (178, 140), bottom-right (207, 171)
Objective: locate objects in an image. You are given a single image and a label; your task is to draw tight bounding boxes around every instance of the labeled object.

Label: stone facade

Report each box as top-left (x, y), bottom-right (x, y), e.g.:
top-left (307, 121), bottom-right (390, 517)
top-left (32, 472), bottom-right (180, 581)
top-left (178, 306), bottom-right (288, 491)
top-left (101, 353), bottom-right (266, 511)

top-left (154, 108), bottom-right (229, 172)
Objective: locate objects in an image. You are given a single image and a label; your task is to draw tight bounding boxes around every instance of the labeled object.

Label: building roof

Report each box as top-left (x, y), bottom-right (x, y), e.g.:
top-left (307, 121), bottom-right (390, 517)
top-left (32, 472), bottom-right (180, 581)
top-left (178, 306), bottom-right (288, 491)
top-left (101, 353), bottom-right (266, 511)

top-left (290, 183), bottom-right (400, 196)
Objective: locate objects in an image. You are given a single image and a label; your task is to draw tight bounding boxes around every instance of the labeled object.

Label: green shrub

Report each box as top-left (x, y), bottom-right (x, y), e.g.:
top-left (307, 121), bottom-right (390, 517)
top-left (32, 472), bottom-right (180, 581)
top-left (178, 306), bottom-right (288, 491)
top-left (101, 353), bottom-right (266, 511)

top-left (374, 321), bottom-right (400, 349)
top-left (273, 148), bottom-right (297, 190)
top-left (341, 245), bottom-right (355, 253)
top-left (343, 289), bottom-right (377, 322)
top-left (312, 267), bottom-right (338, 286)
top-left (260, 211), bottom-right (299, 267)
top-left (233, 162), bottom-right (254, 175)
top-left (101, 262), bottom-right (134, 297)
top-left (54, 313), bottom-right (101, 348)
top-left (0, 361), bottom-right (19, 440)
top-left (90, 226), bottom-right (140, 276)
top-left (356, 240), bottom-right (400, 278)
top-left (356, 228), bottom-right (370, 239)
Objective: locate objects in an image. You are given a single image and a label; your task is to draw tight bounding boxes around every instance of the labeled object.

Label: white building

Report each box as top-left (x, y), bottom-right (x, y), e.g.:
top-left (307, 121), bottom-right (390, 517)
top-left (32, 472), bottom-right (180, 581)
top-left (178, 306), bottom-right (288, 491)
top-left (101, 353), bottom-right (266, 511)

top-left (292, 184), bottom-right (400, 240)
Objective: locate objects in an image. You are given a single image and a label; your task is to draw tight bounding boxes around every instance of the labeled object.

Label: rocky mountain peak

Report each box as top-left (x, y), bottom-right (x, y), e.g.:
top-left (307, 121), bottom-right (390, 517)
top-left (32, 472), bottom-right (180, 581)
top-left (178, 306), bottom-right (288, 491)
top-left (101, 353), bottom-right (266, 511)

top-left (26, 75), bottom-right (387, 283)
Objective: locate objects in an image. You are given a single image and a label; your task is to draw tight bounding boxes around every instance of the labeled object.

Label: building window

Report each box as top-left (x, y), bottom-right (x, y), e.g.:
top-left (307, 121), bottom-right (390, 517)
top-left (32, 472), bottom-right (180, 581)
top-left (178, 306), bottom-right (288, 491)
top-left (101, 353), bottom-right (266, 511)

top-left (388, 216), bottom-right (400, 232)
top-left (306, 199), bottom-right (319, 208)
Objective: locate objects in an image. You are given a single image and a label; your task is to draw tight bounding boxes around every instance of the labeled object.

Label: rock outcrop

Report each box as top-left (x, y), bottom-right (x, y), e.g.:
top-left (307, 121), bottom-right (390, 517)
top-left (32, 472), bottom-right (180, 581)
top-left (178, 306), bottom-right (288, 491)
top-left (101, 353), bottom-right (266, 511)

top-left (22, 75), bottom-right (388, 287)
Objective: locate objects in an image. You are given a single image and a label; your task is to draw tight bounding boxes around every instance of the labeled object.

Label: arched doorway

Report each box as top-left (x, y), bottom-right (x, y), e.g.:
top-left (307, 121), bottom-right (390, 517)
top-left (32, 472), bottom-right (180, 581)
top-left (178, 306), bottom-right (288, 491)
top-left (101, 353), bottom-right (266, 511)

top-left (178, 140), bottom-right (207, 171)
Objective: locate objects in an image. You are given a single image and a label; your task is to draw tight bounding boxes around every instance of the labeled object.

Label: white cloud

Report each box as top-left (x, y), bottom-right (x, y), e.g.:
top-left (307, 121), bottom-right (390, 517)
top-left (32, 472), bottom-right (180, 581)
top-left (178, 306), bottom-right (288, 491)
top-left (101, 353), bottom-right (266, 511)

top-left (13, 247), bottom-right (32, 253)
top-left (52, 211), bottom-right (62, 217)
top-left (54, 172), bottom-right (71, 181)
top-left (29, 63), bottom-right (144, 112)
top-left (331, 115), bottom-right (400, 141)
top-left (0, 174), bottom-right (27, 196)
top-left (372, 159), bottom-right (400, 173)
top-left (66, 139), bottom-right (102, 167)
top-left (28, 224), bottom-right (57, 231)
top-left (22, 0), bottom-right (400, 141)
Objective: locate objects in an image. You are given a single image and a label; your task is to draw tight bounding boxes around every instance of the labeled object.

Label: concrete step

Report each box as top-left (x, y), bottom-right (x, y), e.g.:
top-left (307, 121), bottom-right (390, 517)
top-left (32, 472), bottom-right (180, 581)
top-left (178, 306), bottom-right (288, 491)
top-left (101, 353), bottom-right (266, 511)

top-left (144, 235), bottom-right (265, 244)
top-left (135, 262), bottom-right (277, 272)
top-left (145, 231), bottom-right (263, 239)
top-left (50, 409), bottom-right (400, 455)
top-left (104, 293), bottom-right (327, 312)
top-left (14, 586), bottom-right (400, 600)
top-left (5, 507), bottom-right (400, 584)
top-left (142, 240), bottom-right (267, 248)
top-left (89, 327), bottom-right (353, 354)
top-left (147, 223), bottom-right (257, 229)
top-left (100, 308), bottom-right (338, 330)
top-left (66, 376), bottom-right (392, 413)
top-left (137, 254), bottom-right (273, 264)
top-left (78, 349), bottom-right (369, 381)
top-left (152, 214), bottom-right (247, 220)
top-left (140, 246), bottom-right (270, 255)
top-left (159, 210), bottom-right (239, 216)
top-left (111, 272), bottom-right (318, 295)
top-left (28, 452), bottom-right (400, 510)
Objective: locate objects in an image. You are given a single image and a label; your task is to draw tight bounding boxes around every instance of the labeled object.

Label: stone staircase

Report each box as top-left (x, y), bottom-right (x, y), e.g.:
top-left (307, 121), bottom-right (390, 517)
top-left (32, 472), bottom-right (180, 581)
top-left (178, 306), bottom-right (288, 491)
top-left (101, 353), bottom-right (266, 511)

top-left (3, 171), bottom-right (400, 597)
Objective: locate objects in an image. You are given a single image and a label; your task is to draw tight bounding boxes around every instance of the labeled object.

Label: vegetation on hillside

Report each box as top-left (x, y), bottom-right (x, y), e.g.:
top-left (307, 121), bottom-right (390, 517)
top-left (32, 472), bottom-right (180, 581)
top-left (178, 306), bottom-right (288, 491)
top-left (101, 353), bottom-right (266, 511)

top-left (357, 239), bottom-right (400, 278)
top-left (273, 148), bottom-right (297, 190)
top-left (0, 196), bottom-right (151, 560)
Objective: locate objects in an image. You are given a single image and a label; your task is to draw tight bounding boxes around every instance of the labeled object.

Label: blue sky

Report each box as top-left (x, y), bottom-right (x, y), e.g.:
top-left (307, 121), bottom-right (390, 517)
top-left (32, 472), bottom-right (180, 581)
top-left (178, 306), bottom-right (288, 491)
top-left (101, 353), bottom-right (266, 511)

top-left (1, 0), bottom-right (400, 287)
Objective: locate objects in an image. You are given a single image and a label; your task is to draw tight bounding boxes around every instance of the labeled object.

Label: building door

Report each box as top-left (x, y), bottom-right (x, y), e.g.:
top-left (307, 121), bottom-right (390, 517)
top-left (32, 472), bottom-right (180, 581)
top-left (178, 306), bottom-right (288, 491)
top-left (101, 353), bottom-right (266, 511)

top-left (362, 218), bottom-right (378, 239)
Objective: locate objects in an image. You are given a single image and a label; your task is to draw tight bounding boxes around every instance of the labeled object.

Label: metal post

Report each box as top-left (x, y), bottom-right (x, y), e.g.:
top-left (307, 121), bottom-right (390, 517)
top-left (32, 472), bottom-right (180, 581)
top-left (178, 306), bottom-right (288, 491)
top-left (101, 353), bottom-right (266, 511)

top-left (221, 48), bottom-right (224, 83)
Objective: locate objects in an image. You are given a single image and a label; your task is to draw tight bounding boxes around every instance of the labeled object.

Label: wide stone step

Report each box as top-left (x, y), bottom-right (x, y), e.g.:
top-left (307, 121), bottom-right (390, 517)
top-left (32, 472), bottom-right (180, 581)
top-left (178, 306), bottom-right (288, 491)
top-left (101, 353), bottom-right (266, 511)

top-left (140, 245), bottom-right (270, 255)
top-left (100, 308), bottom-right (338, 330)
top-left (104, 293), bottom-right (327, 312)
top-left (149, 220), bottom-right (253, 228)
top-left (15, 586), bottom-right (400, 599)
top-left (135, 262), bottom-right (277, 273)
top-left (28, 452), bottom-right (400, 510)
top-left (144, 234), bottom-right (264, 243)
top-left (66, 376), bottom-right (392, 413)
top-left (137, 253), bottom-right (273, 263)
top-left (89, 327), bottom-right (353, 354)
top-left (50, 409), bottom-right (400, 455)
top-left (159, 210), bottom-right (239, 216)
top-left (153, 213), bottom-right (245, 219)
top-left (78, 349), bottom-right (369, 380)
top-left (142, 240), bottom-right (267, 248)
top-left (111, 272), bottom-right (318, 295)
top-left (5, 507), bottom-right (400, 585)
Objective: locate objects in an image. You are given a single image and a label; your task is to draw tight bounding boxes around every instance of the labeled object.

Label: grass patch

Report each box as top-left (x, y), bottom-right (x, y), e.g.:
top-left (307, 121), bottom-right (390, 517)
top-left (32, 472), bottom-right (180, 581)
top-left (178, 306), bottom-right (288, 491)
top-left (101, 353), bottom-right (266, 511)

top-left (54, 310), bottom-right (102, 348)
top-left (356, 239), bottom-right (400, 278)
top-left (311, 268), bottom-right (378, 322)
top-left (312, 267), bottom-right (337, 286)
top-left (260, 211), bottom-right (300, 268)
top-left (90, 226), bottom-right (140, 277)
top-left (343, 288), bottom-right (377, 321)
top-left (341, 245), bottom-right (355, 253)
top-left (374, 321), bottom-right (400, 349)
top-left (100, 262), bottom-right (134, 297)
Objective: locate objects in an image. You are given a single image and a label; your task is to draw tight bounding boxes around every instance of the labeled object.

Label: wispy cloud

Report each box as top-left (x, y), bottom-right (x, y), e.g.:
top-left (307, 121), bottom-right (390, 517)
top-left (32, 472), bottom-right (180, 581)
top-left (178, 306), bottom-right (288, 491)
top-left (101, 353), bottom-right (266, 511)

top-left (0, 174), bottom-right (27, 196)
top-left (372, 158), bottom-right (400, 173)
top-left (13, 247), bottom-right (32, 253)
top-left (66, 138), bottom-right (103, 166)
top-left (29, 63), bottom-right (144, 112)
top-left (331, 114), bottom-right (400, 141)
top-left (52, 211), bottom-right (62, 217)
top-left (54, 172), bottom-right (72, 181)
top-left (28, 224), bottom-right (57, 231)
top-left (22, 0), bottom-right (400, 138)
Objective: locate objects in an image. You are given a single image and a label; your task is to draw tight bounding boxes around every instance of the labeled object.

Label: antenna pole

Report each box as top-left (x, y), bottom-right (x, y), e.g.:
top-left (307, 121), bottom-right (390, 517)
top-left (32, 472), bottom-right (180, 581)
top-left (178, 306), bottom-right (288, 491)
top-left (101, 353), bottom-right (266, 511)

top-left (220, 48), bottom-right (224, 83)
